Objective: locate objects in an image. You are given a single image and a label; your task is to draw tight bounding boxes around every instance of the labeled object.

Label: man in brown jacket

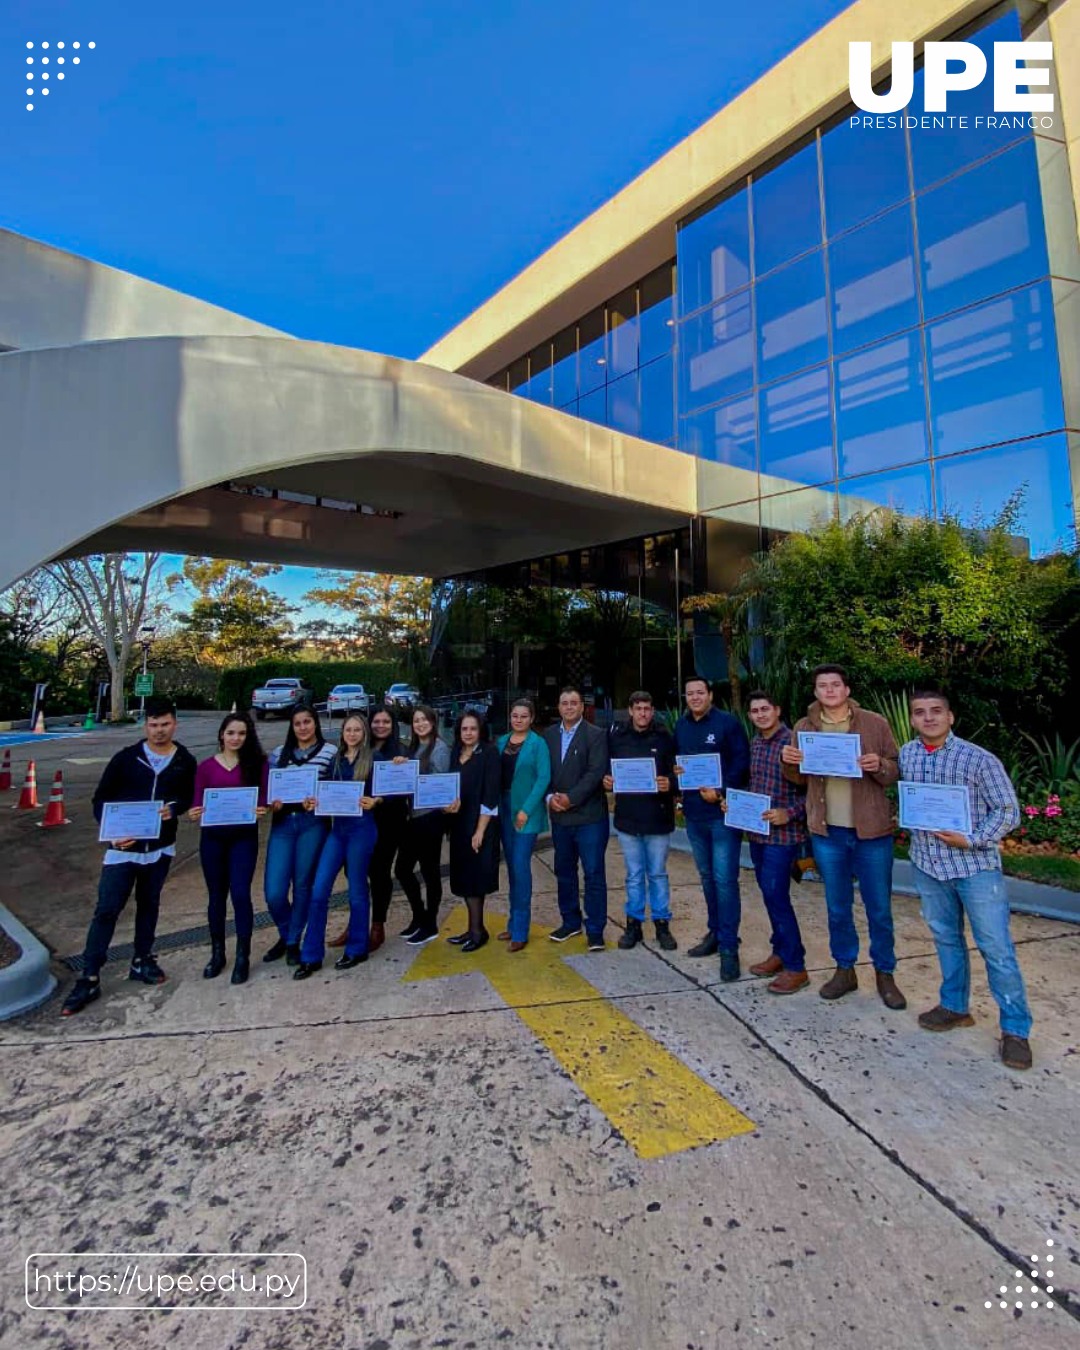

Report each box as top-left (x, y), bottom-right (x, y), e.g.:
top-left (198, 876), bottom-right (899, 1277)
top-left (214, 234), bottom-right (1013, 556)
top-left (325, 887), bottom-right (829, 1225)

top-left (781, 665), bottom-right (906, 1010)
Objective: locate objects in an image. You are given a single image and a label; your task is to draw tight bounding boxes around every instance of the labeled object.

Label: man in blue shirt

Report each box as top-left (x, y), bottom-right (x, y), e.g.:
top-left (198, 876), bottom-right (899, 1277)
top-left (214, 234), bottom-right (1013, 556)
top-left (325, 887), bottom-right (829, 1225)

top-left (674, 676), bottom-right (750, 980)
top-left (900, 689), bottom-right (1031, 1071)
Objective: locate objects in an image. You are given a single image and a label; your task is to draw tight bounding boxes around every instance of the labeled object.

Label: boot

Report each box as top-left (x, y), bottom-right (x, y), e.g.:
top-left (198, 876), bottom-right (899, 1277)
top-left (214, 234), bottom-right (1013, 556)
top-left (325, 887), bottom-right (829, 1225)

top-left (618, 918), bottom-right (643, 950)
top-left (819, 966), bottom-right (858, 1001)
top-left (653, 920), bottom-right (677, 951)
top-left (231, 935), bottom-right (251, 985)
top-left (203, 934), bottom-right (227, 980)
top-left (719, 949), bottom-right (741, 983)
top-left (369, 922), bottom-right (385, 953)
top-left (875, 969), bottom-right (907, 1010)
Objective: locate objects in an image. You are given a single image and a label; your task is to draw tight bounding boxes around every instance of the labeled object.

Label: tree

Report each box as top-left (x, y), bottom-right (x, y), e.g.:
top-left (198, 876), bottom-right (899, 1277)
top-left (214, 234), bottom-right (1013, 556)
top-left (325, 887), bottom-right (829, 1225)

top-left (169, 558), bottom-right (297, 668)
top-left (45, 553), bottom-right (164, 721)
top-left (302, 572), bottom-right (434, 661)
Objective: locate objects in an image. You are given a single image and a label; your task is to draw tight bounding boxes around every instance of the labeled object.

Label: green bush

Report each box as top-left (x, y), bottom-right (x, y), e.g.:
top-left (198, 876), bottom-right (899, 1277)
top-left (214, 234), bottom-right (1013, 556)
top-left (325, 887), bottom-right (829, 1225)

top-left (1016, 781), bottom-right (1080, 854)
top-left (217, 660), bottom-right (406, 711)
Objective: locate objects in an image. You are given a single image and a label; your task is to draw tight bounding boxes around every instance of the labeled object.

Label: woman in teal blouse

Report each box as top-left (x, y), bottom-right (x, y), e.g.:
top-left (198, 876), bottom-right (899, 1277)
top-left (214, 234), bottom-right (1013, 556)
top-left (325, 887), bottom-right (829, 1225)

top-left (496, 698), bottom-right (551, 951)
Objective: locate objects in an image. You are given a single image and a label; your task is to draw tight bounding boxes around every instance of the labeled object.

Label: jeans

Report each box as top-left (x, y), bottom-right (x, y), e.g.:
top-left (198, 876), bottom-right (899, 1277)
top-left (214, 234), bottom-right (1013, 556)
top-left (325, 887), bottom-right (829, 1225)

top-left (199, 825), bottom-right (258, 941)
top-left (811, 826), bottom-right (895, 971)
top-left (615, 830), bottom-right (671, 922)
top-left (552, 816), bottom-right (609, 938)
top-left (501, 794), bottom-right (538, 943)
top-left (301, 815), bottom-right (377, 964)
top-left (684, 816), bottom-right (742, 950)
top-left (263, 812), bottom-right (329, 946)
top-left (395, 812), bottom-right (446, 927)
top-left (82, 855), bottom-right (172, 976)
top-left (914, 865), bottom-right (1032, 1037)
top-left (749, 840), bottom-right (805, 972)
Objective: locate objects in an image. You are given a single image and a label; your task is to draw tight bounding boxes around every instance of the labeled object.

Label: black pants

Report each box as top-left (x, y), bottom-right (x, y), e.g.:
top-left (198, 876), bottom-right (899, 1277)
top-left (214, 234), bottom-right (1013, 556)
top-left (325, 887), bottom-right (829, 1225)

top-left (199, 825), bottom-right (258, 940)
top-left (394, 813), bottom-right (445, 925)
top-left (370, 811), bottom-right (404, 924)
top-left (82, 856), bottom-right (172, 976)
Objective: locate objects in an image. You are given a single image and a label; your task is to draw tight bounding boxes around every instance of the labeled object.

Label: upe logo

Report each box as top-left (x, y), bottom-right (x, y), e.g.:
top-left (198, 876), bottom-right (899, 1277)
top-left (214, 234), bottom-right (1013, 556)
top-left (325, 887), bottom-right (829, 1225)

top-left (849, 40), bottom-right (1053, 116)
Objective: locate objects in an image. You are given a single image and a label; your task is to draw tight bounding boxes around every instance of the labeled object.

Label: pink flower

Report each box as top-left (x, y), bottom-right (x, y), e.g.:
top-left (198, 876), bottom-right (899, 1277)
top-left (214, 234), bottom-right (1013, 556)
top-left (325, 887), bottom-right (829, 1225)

top-left (1045, 805), bottom-right (1062, 818)
top-left (1047, 794), bottom-right (1060, 804)
top-left (1023, 805), bottom-right (1040, 817)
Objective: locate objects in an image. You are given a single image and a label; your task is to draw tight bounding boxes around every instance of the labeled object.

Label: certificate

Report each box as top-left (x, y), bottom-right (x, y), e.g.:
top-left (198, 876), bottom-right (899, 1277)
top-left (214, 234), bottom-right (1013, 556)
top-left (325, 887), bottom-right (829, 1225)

top-left (611, 757), bottom-right (658, 794)
top-left (268, 766), bottom-right (319, 804)
top-left (98, 800), bottom-right (163, 842)
top-left (414, 773), bottom-right (460, 810)
top-left (373, 759), bottom-right (420, 797)
top-left (798, 732), bottom-right (863, 779)
top-left (724, 788), bottom-right (772, 836)
top-left (201, 786), bottom-right (259, 827)
top-left (315, 781), bottom-right (364, 817)
top-left (675, 753), bottom-right (723, 791)
top-left (898, 781), bottom-right (973, 835)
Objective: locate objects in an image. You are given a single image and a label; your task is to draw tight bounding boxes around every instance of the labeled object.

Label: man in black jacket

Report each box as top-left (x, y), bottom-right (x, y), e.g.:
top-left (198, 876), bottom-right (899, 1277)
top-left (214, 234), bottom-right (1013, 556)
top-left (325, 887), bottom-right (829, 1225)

top-left (604, 691), bottom-right (677, 951)
top-left (62, 696), bottom-right (197, 1017)
top-left (542, 686), bottom-right (610, 950)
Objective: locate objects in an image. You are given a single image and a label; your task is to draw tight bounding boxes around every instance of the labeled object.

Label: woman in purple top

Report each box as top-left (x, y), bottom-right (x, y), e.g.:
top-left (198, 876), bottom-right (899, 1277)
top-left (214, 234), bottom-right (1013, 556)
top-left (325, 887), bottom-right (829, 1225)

top-left (189, 713), bottom-right (269, 985)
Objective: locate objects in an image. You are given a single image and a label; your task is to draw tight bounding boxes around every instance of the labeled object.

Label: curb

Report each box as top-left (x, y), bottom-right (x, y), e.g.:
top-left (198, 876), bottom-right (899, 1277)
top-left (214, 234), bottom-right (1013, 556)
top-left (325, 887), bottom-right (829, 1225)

top-left (0, 901), bottom-right (57, 1020)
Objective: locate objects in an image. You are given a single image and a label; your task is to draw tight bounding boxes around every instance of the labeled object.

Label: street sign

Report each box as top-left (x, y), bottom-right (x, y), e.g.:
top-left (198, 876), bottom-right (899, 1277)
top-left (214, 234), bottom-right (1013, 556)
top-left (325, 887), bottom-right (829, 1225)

top-left (134, 674), bottom-right (155, 696)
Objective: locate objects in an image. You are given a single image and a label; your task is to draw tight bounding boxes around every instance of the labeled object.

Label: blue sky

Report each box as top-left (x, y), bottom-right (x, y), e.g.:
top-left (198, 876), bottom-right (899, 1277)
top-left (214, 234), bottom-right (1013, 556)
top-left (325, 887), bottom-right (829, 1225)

top-left (3, 0), bottom-right (852, 609)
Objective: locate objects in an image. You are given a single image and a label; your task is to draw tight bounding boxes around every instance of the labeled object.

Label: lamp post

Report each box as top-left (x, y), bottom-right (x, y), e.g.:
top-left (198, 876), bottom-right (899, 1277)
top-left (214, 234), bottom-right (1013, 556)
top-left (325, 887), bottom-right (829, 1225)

top-left (137, 624), bottom-right (156, 722)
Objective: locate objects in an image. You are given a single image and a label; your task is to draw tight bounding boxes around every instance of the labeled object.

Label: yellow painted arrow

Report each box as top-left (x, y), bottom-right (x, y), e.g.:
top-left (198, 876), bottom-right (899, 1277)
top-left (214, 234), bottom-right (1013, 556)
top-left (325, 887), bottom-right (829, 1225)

top-left (404, 908), bottom-right (756, 1159)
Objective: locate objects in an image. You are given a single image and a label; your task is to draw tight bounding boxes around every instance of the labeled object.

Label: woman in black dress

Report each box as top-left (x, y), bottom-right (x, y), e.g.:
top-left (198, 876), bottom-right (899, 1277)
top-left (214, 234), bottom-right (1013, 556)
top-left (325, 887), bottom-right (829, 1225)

top-left (446, 712), bottom-right (502, 952)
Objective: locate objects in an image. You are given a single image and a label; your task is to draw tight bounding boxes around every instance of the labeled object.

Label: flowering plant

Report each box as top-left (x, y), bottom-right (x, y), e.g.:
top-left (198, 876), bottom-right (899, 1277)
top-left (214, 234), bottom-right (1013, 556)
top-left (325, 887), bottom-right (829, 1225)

top-left (1013, 783), bottom-right (1080, 854)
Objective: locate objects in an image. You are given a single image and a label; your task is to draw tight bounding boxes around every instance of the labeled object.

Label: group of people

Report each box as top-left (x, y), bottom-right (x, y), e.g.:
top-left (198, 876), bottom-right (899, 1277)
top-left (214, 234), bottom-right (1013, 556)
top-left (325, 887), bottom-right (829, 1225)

top-left (59, 671), bottom-right (1034, 1072)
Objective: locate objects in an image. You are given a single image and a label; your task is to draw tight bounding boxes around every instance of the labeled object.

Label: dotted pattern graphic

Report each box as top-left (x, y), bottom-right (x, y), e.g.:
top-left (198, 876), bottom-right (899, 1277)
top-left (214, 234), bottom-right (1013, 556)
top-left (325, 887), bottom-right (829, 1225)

top-left (23, 39), bottom-right (95, 110)
top-left (985, 1239), bottom-right (1056, 1312)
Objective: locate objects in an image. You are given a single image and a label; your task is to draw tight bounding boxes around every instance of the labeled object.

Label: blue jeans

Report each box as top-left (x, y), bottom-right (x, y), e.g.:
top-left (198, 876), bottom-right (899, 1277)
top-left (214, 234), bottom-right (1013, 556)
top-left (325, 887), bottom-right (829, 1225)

top-left (615, 830), bottom-right (671, 921)
top-left (82, 856), bottom-right (172, 976)
top-left (811, 826), bottom-right (895, 971)
top-left (301, 815), bottom-right (377, 964)
top-left (914, 865), bottom-right (1032, 1037)
top-left (199, 825), bottom-right (258, 940)
top-left (264, 812), bottom-right (329, 946)
top-left (684, 816), bottom-right (742, 949)
top-left (749, 840), bottom-right (805, 972)
top-left (552, 816), bottom-right (609, 938)
top-left (501, 794), bottom-right (538, 943)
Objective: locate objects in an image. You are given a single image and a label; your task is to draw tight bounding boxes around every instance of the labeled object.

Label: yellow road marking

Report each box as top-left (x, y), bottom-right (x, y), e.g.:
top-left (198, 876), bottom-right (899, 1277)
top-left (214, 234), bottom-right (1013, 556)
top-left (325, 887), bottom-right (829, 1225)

top-left (405, 909), bottom-right (756, 1159)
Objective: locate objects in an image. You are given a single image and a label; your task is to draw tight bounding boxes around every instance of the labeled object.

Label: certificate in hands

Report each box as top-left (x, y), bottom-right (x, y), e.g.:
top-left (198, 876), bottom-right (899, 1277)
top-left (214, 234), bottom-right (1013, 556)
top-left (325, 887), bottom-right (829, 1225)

top-left (724, 788), bottom-right (771, 836)
top-left (99, 800), bottom-right (163, 843)
top-left (798, 731), bottom-right (863, 779)
top-left (675, 754), bottom-right (723, 791)
top-left (315, 781), bottom-right (364, 817)
top-left (268, 765), bottom-right (319, 804)
top-left (611, 757), bottom-right (658, 794)
top-left (898, 782), bottom-right (973, 835)
top-left (414, 772), bottom-right (460, 810)
top-left (201, 786), bottom-right (259, 827)
top-left (373, 758), bottom-right (420, 797)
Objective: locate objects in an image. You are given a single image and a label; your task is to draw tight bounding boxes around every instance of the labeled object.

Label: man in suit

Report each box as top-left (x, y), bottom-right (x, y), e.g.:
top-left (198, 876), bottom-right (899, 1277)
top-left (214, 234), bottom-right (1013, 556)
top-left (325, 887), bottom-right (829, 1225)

top-left (543, 686), bottom-right (610, 951)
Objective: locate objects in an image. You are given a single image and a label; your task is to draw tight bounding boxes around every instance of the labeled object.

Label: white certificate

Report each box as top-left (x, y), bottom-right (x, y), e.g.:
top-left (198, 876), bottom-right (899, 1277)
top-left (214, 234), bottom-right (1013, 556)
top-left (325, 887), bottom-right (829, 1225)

top-left (414, 772), bottom-right (460, 810)
top-left (268, 766), bottom-right (319, 804)
top-left (315, 780), bottom-right (364, 817)
top-left (898, 781), bottom-right (973, 835)
top-left (98, 800), bottom-right (163, 842)
top-left (201, 786), bottom-right (259, 827)
top-left (373, 759), bottom-right (420, 797)
top-left (724, 788), bottom-right (772, 836)
top-left (675, 753), bottom-right (723, 791)
top-left (798, 732), bottom-right (863, 779)
top-left (611, 757), bottom-right (658, 794)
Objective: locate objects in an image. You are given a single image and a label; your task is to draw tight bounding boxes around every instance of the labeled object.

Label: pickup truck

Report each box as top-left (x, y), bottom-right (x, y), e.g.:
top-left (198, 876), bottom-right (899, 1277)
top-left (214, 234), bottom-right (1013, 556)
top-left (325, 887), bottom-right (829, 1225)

top-left (250, 677), bottom-right (313, 720)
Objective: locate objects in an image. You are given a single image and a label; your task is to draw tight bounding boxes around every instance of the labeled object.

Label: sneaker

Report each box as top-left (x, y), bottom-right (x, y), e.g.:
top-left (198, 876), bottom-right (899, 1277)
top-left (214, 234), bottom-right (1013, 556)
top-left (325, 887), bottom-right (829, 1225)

top-left (405, 925), bottom-right (439, 947)
top-left (128, 956), bottom-right (166, 985)
top-left (262, 937), bottom-right (288, 963)
top-left (688, 933), bottom-right (718, 959)
top-left (999, 1034), bottom-right (1033, 1071)
top-left (719, 949), bottom-right (740, 983)
top-left (618, 919), bottom-right (643, 950)
top-left (653, 921), bottom-right (677, 952)
top-left (549, 924), bottom-right (583, 943)
top-left (61, 977), bottom-right (100, 1017)
top-left (587, 934), bottom-right (606, 952)
top-left (400, 919), bottom-right (423, 939)
top-left (918, 1005), bottom-right (975, 1032)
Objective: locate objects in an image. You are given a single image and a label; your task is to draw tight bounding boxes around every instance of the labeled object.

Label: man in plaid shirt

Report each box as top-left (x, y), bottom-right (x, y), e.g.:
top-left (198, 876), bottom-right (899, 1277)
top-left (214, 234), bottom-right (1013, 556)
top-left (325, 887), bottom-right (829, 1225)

top-left (900, 689), bottom-right (1032, 1071)
top-left (725, 691), bottom-right (809, 994)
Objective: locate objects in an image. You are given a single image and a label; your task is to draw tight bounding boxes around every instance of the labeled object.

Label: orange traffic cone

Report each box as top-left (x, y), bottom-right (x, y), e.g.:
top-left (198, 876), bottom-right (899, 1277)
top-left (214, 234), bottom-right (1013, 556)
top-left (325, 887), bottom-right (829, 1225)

top-left (33, 710), bottom-right (46, 734)
top-left (13, 760), bottom-right (38, 810)
top-left (37, 769), bottom-right (71, 828)
top-left (0, 748), bottom-right (11, 791)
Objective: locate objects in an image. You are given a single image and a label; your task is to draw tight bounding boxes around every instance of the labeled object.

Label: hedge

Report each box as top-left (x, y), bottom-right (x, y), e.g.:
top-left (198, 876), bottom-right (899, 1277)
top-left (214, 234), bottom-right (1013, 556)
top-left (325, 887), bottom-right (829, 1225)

top-left (217, 660), bottom-right (406, 711)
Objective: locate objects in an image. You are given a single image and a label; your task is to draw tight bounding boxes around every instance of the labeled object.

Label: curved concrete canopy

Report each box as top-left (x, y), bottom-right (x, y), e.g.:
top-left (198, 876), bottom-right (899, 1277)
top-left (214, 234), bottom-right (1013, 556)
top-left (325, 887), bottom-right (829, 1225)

top-left (1, 334), bottom-right (763, 591)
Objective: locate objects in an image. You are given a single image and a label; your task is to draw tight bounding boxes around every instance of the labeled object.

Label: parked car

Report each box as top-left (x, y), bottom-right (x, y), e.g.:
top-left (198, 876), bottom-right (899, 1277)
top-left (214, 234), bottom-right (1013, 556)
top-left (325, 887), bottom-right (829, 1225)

top-left (250, 677), bottom-right (313, 720)
top-left (384, 683), bottom-right (421, 715)
top-left (326, 683), bottom-right (372, 716)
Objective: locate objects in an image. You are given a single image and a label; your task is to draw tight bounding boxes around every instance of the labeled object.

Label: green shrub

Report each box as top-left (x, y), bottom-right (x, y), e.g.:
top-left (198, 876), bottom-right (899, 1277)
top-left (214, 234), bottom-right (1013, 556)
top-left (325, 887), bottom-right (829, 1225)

top-left (1016, 781), bottom-right (1080, 854)
top-left (217, 660), bottom-right (406, 711)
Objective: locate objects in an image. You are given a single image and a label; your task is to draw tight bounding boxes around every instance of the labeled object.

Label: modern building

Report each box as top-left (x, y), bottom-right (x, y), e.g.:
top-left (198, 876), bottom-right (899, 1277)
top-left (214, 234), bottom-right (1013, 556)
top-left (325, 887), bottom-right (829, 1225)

top-left (2, 0), bottom-right (1078, 704)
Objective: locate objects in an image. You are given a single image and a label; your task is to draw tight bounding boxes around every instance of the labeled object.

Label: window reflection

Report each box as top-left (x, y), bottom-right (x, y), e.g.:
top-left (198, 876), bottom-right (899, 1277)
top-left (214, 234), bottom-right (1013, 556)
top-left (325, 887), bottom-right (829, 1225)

top-left (524, 342), bottom-right (553, 404)
top-left (830, 204), bottom-right (918, 355)
top-left (677, 188), bottom-right (751, 315)
top-left (838, 463), bottom-right (932, 521)
top-left (639, 355), bottom-right (675, 444)
top-left (821, 112), bottom-right (909, 238)
top-left (607, 370), bottom-right (641, 437)
top-left (757, 250), bottom-right (828, 384)
top-left (608, 286), bottom-right (639, 380)
top-left (835, 334), bottom-right (928, 477)
top-left (577, 386), bottom-right (606, 426)
top-left (578, 307), bottom-right (607, 396)
top-left (752, 140), bottom-right (822, 277)
top-left (936, 436), bottom-right (1075, 556)
top-left (640, 263), bottom-right (676, 364)
top-left (552, 329), bottom-right (577, 407)
top-left (678, 289), bottom-right (754, 413)
top-left (680, 392), bottom-right (756, 472)
top-left (759, 366), bottom-right (834, 489)
top-left (927, 283), bottom-right (1064, 456)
